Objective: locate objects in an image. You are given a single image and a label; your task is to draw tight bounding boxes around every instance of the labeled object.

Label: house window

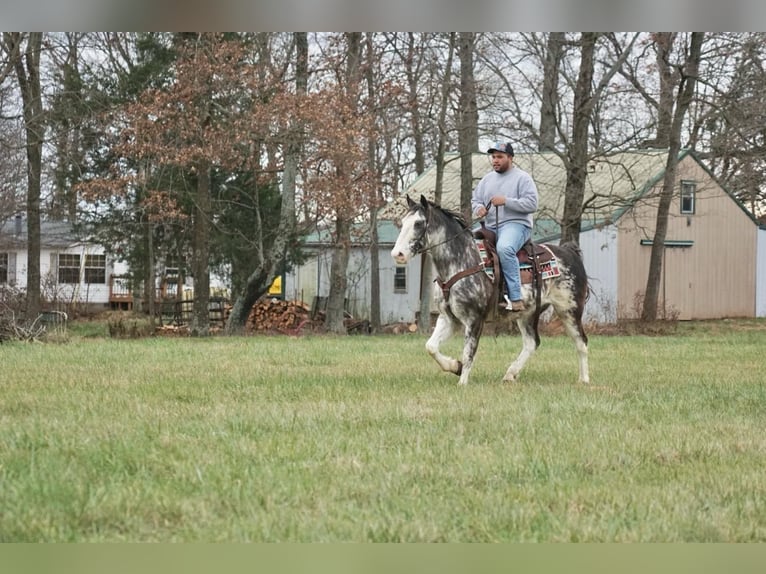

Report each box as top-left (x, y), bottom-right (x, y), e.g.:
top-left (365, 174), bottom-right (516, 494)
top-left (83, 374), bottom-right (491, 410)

top-left (680, 180), bottom-right (696, 214)
top-left (394, 266), bottom-right (407, 293)
top-left (0, 253), bottom-right (7, 284)
top-left (58, 253), bottom-right (81, 284)
top-left (84, 254), bottom-right (106, 284)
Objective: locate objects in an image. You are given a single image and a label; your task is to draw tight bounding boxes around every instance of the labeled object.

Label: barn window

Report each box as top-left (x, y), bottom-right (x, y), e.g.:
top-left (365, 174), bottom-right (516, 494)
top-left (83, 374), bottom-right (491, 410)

top-left (394, 266), bottom-right (407, 293)
top-left (680, 180), bottom-right (696, 214)
top-left (58, 254), bottom-right (81, 284)
top-left (84, 254), bottom-right (106, 284)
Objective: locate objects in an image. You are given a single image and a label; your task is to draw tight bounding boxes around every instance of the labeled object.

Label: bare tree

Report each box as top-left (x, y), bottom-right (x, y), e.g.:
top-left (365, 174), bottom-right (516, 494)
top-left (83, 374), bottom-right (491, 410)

top-left (693, 33), bottom-right (766, 219)
top-left (560, 33), bottom-right (598, 245)
top-left (419, 33), bottom-right (456, 333)
top-left (641, 32), bottom-right (704, 322)
top-left (539, 32), bottom-right (565, 151)
top-left (48, 32), bottom-right (86, 221)
top-left (458, 32), bottom-right (479, 223)
top-left (3, 32), bottom-right (44, 318)
top-left (560, 33), bottom-right (639, 245)
top-left (365, 33), bottom-right (383, 332)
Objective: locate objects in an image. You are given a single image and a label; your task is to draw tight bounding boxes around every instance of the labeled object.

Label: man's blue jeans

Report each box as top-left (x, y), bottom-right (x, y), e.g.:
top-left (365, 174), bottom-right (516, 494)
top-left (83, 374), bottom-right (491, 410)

top-left (495, 222), bottom-right (532, 301)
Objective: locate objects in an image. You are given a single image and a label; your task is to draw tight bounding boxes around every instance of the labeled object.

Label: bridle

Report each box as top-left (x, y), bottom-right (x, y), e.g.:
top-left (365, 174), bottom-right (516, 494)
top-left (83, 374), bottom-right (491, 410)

top-left (410, 202), bottom-right (491, 257)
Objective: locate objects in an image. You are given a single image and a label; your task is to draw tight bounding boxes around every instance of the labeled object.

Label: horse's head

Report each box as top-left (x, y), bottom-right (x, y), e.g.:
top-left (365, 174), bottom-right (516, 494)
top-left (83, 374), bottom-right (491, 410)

top-left (391, 194), bottom-right (430, 264)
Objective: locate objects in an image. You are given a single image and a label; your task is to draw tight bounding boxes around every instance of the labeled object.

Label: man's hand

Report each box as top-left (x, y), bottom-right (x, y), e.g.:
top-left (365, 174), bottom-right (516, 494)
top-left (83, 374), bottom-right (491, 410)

top-left (489, 195), bottom-right (506, 207)
top-left (476, 205), bottom-right (488, 218)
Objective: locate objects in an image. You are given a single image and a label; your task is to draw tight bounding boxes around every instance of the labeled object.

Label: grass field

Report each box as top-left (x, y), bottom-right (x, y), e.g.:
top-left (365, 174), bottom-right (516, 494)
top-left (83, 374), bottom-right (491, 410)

top-left (1, 319), bottom-right (765, 542)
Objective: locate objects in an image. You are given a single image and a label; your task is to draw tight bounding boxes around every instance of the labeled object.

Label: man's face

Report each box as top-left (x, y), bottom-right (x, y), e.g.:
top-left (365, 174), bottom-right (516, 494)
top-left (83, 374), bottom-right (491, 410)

top-left (490, 152), bottom-right (512, 173)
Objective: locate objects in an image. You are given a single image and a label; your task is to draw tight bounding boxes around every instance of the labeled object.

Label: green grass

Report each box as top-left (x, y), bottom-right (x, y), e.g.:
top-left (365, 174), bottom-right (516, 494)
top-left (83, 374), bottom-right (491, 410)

top-left (1, 321), bottom-right (765, 541)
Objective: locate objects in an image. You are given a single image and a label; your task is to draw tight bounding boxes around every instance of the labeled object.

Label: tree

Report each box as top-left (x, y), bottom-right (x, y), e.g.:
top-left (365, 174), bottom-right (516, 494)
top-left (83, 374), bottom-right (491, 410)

top-left (419, 33), bottom-right (456, 333)
top-left (0, 85), bottom-right (27, 223)
top-left (693, 33), bottom-right (766, 218)
top-left (539, 33), bottom-right (565, 151)
top-left (3, 32), bottom-right (44, 318)
top-left (324, 33), bottom-right (363, 334)
top-left (457, 32), bottom-right (479, 223)
top-left (82, 33), bottom-right (297, 334)
top-left (559, 33), bottom-right (639, 244)
top-left (48, 32), bottom-right (86, 221)
top-left (224, 32), bottom-right (306, 333)
top-left (641, 32), bottom-right (704, 322)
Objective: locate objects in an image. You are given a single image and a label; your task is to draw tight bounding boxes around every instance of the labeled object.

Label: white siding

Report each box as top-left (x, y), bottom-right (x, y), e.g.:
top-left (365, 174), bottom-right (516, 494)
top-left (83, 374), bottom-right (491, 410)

top-left (48, 245), bottom-right (111, 305)
top-left (384, 255), bottom-right (423, 324)
top-left (285, 258), bottom-right (319, 305)
top-left (286, 247), bottom-right (424, 324)
top-left (579, 225), bottom-right (619, 324)
top-left (757, 227), bottom-right (766, 318)
top-left (8, 245), bottom-right (111, 305)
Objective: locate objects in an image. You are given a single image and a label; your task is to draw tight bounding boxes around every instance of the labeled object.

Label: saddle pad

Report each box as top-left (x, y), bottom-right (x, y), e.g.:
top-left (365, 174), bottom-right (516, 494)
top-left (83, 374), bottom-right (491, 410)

top-left (520, 259), bottom-right (561, 281)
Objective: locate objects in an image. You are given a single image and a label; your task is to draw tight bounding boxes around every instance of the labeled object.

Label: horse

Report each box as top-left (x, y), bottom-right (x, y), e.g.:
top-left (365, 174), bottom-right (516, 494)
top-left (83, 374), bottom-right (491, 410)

top-left (391, 194), bottom-right (590, 386)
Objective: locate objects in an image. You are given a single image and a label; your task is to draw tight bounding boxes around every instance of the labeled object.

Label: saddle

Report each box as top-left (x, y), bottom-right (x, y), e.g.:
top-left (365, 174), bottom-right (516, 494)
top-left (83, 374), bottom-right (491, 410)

top-left (474, 222), bottom-right (560, 306)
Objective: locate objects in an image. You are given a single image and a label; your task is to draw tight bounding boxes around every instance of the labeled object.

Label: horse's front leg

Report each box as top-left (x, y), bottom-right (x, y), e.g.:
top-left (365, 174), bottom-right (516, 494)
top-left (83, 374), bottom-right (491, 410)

top-left (503, 317), bottom-right (538, 382)
top-left (425, 314), bottom-right (461, 377)
top-left (457, 319), bottom-right (484, 386)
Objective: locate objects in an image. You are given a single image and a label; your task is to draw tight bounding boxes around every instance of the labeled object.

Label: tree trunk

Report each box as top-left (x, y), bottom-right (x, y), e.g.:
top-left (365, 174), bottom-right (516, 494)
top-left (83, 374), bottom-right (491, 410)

top-left (539, 32), bottom-right (565, 151)
top-left (325, 218), bottom-right (351, 333)
top-left (9, 32), bottom-right (44, 319)
top-left (560, 33), bottom-right (597, 246)
top-left (458, 32), bottom-right (479, 223)
top-left (366, 33), bottom-right (381, 333)
top-left (642, 33), bottom-right (704, 322)
top-left (654, 33), bottom-right (677, 147)
top-left (191, 161), bottom-right (211, 336)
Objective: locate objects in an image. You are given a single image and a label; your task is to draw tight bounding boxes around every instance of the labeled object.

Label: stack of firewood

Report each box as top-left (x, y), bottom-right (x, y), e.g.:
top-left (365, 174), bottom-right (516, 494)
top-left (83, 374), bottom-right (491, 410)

top-left (248, 298), bottom-right (312, 332)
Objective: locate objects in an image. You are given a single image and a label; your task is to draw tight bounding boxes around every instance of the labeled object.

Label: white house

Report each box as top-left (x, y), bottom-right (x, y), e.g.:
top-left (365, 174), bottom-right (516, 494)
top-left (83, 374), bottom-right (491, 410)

top-left (0, 215), bottom-right (126, 311)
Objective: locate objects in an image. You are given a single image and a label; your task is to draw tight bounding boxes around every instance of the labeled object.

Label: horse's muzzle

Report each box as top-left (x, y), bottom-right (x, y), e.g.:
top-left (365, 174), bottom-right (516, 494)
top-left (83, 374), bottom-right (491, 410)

top-left (391, 250), bottom-right (408, 264)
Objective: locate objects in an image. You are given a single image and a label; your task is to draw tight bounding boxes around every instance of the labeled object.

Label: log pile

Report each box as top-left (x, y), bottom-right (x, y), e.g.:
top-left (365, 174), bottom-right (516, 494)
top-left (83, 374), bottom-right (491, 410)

top-left (248, 298), bottom-right (313, 333)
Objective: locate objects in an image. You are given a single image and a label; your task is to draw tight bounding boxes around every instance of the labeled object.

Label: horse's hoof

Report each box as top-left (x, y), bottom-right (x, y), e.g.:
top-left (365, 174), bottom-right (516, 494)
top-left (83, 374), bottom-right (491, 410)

top-left (455, 361), bottom-right (463, 376)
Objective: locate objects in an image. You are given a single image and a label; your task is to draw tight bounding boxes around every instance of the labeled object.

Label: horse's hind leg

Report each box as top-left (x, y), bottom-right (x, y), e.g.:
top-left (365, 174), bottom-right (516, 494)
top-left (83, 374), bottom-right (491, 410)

top-left (503, 317), bottom-right (538, 382)
top-left (556, 308), bottom-right (590, 384)
top-left (425, 314), bottom-right (461, 377)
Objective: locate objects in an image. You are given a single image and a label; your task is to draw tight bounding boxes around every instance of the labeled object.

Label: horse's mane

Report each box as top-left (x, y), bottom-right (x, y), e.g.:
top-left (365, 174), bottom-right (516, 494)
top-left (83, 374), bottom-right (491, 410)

top-left (424, 199), bottom-right (468, 230)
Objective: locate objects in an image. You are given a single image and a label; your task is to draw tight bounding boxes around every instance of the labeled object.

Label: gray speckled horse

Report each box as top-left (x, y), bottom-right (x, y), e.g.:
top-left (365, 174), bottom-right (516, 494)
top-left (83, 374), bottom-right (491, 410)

top-left (391, 195), bottom-right (590, 385)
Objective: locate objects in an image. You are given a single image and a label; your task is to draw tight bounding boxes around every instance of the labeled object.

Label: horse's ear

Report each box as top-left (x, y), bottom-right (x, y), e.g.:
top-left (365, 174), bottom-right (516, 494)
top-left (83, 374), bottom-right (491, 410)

top-left (405, 194), bottom-right (416, 209)
top-left (420, 194), bottom-right (429, 210)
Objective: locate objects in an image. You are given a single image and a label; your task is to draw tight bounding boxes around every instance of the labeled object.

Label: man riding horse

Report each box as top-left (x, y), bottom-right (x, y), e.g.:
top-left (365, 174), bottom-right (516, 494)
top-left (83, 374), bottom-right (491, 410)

top-left (471, 141), bottom-right (538, 313)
